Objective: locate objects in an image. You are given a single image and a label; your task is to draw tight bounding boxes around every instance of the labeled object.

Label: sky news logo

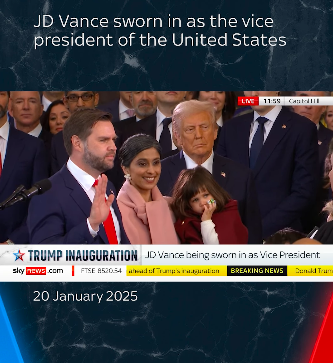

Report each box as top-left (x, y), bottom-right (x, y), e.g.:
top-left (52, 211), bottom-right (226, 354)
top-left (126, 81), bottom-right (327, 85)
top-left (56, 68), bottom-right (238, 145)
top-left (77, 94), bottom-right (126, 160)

top-left (27, 267), bottom-right (46, 275)
top-left (12, 268), bottom-right (64, 275)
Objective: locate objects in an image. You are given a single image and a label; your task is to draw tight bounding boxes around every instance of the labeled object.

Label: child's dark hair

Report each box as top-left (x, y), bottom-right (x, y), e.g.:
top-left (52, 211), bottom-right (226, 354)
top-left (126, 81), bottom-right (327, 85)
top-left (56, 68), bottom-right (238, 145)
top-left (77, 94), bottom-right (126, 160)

top-left (170, 166), bottom-right (231, 220)
top-left (264, 228), bottom-right (306, 244)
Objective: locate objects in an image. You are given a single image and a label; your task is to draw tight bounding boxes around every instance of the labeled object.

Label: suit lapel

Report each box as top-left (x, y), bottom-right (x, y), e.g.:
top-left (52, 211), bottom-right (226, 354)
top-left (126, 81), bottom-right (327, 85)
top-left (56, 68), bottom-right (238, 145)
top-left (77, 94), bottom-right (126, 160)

top-left (172, 151), bottom-right (188, 181)
top-left (0, 127), bottom-right (25, 190)
top-left (61, 167), bottom-right (109, 244)
top-left (137, 113), bottom-right (157, 138)
top-left (237, 114), bottom-right (253, 165)
top-left (212, 155), bottom-right (229, 189)
top-left (253, 108), bottom-right (291, 177)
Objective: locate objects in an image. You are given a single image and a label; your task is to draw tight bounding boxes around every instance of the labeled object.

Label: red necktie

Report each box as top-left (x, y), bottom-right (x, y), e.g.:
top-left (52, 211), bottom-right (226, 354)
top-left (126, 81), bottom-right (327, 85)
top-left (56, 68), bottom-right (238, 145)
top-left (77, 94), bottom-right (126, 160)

top-left (93, 179), bottom-right (118, 244)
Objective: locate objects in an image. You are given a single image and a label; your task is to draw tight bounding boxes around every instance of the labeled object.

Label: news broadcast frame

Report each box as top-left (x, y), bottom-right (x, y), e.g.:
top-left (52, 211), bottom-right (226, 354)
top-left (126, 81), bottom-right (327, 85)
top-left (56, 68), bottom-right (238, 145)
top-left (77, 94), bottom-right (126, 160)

top-left (1, 0), bottom-right (333, 361)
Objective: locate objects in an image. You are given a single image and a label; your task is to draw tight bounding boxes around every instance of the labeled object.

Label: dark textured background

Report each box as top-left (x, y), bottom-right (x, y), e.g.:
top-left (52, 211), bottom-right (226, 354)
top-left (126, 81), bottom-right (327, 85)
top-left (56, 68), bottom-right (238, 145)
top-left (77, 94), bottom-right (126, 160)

top-left (1, 282), bottom-right (333, 363)
top-left (0, 0), bottom-right (332, 89)
top-left (1, 0), bottom-right (332, 361)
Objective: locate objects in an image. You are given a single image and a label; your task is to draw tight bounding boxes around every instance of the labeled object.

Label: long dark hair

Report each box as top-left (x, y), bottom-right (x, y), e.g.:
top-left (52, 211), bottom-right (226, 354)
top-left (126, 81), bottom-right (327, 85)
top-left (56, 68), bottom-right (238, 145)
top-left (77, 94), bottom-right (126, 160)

top-left (41, 99), bottom-right (66, 132)
top-left (192, 91), bottom-right (237, 121)
top-left (170, 166), bottom-right (231, 220)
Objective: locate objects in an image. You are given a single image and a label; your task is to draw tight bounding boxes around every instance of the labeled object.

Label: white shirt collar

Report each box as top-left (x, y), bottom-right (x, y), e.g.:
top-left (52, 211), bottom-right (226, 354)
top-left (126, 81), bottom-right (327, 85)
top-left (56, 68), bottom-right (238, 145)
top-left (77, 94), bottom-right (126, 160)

top-left (253, 105), bottom-right (282, 123)
top-left (0, 120), bottom-right (9, 141)
top-left (67, 158), bottom-right (97, 191)
top-left (28, 123), bottom-right (42, 138)
top-left (119, 99), bottom-right (128, 114)
top-left (42, 95), bottom-right (51, 111)
top-left (183, 151), bottom-right (214, 174)
top-left (156, 107), bottom-right (169, 126)
top-left (216, 115), bottom-right (223, 127)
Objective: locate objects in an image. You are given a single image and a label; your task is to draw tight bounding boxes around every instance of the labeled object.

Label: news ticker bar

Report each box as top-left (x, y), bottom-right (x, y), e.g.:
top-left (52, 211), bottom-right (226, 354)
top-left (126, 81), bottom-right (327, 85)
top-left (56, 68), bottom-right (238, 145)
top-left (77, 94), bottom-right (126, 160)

top-left (0, 245), bottom-right (330, 266)
top-left (237, 96), bottom-right (333, 106)
top-left (2, 265), bottom-right (333, 281)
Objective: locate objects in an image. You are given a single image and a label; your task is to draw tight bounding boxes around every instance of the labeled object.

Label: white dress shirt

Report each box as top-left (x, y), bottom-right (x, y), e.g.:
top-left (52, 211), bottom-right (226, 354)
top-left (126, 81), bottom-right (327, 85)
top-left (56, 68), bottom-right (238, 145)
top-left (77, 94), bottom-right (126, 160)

top-left (183, 151), bottom-right (214, 174)
top-left (42, 95), bottom-right (51, 112)
top-left (216, 115), bottom-right (223, 127)
top-left (119, 99), bottom-right (134, 120)
top-left (66, 158), bottom-right (121, 243)
top-left (28, 123), bottom-right (42, 138)
top-left (156, 108), bottom-right (177, 150)
top-left (249, 106), bottom-right (282, 149)
top-left (0, 120), bottom-right (9, 168)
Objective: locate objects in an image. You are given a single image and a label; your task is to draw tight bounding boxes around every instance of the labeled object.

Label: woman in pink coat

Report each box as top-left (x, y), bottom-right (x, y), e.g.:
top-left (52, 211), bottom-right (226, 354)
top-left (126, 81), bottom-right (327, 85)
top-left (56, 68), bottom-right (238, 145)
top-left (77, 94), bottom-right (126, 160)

top-left (117, 134), bottom-right (179, 244)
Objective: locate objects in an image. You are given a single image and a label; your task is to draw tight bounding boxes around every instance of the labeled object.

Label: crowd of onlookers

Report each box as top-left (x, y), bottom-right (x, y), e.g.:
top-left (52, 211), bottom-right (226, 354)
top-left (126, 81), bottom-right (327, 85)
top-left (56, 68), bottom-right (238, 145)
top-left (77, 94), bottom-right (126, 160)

top-left (1, 90), bottom-right (333, 245)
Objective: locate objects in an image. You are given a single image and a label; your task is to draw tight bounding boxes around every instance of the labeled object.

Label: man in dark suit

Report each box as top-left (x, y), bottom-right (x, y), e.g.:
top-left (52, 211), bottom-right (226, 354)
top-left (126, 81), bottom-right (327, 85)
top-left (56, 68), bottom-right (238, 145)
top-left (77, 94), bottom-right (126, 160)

top-left (0, 91), bottom-right (49, 244)
top-left (99, 91), bottom-right (134, 122)
top-left (216, 91), bottom-right (319, 239)
top-left (116, 91), bottom-right (186, 158)
top-left (293, 91), bottom-right (333, 230)
top-left (9, 91), bottom-right (53, 152)
top-left (113, 91), bottom-right (157, 143)
top-left (28, 108), bottom-right (129, 244)
top-left (158, 100), bottom-right (262, 244)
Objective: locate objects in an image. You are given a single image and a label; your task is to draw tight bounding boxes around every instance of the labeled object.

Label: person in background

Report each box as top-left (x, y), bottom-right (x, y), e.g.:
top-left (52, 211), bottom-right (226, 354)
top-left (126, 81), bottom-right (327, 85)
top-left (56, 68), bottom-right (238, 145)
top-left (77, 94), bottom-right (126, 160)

top-left (325, 106), bottom-right (333, 131)
top-left (0, 91), bottom-right (49, 245)
top-left (100, 91), bottom-right (135, 122)
top-left (42, 91), bottom-right (65, 111)
top-left (193, 91), bottom-right (236, 126)
top-left (194, 91), bottom-right (237, 150)
top-left (115, 91), bottom-right (186, 158)
top-left (171, 166), bottom-right (248, 244)
top-left (9, 91), bottom-right (53, 152)
top-left (41, 100), bottom-right (70, 135)
top-left (293, 91), bottom-right (333, 231)
top-left (117, 134), bottom-right (179, 244)
top-left (217, 91), bottom-right (318, 239)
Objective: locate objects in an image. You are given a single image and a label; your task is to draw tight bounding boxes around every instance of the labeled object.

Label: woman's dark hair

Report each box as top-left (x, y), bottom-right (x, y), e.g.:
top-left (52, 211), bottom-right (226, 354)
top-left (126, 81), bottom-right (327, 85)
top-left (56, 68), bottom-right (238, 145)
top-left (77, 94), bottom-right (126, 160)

top-left (192, 91), bottom-right (237, 122)
top-left (264, 228), bottom-right (306, 244)
top-left (41, 99), bottom-right (66, 132)
top-left (119, 134), bottom-right (162, 167)
top-left (170, 166), bottom-right (231, 220)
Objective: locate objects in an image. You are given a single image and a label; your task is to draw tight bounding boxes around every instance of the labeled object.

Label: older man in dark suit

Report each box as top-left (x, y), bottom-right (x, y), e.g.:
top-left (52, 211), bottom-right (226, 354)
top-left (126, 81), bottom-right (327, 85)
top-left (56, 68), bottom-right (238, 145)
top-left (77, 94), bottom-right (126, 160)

top-left (28, 109), bottom-right (129, 244)
top-left (158, 100), bottom-right (262, 244)
top-left (0, 91), bottom-right (49, 244)
top-left (216, 91), bottom-right (319, 239)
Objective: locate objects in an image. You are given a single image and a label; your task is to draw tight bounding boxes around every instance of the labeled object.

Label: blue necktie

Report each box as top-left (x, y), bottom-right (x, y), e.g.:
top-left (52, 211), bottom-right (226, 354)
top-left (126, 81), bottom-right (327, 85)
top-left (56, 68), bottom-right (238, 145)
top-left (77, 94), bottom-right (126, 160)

top-left (249, 117), bottom-right (268, 169)
top-left (159, 117), bottom-right (172, 154)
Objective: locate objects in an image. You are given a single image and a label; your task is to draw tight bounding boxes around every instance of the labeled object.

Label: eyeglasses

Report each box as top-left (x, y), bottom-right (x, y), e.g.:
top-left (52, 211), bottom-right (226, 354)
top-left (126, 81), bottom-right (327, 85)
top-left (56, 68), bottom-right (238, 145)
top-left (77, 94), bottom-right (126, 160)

top-left (65, 93), bottom-right (94, 102)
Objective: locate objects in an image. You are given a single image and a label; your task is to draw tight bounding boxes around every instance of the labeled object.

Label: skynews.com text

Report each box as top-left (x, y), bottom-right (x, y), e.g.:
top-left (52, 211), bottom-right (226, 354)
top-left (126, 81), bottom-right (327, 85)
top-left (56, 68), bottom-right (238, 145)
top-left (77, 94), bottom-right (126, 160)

top-left (12, 267), bottom-right (64, 275)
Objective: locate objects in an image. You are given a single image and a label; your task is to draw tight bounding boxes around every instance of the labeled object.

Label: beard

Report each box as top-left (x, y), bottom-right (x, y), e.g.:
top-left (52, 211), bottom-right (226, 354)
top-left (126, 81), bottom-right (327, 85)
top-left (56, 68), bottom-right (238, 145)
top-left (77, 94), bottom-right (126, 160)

top-left (0, 105), bottom-right (8, 119)
top-left (82, 143), bottom-right (115, 173)
top-left (136, 102), bottom-right (155, 118)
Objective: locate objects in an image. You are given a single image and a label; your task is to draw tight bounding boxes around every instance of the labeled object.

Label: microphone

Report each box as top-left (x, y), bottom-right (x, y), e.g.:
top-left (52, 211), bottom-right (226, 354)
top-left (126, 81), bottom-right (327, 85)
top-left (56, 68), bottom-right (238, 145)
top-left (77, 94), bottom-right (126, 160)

top-left (0, 179), bottom-right (52, 210)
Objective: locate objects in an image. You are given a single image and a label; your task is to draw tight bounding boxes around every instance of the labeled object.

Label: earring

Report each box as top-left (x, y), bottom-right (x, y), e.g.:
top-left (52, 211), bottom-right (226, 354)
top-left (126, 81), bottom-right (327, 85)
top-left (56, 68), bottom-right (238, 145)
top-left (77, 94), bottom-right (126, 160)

top-left (124, 174), bottom-right (131, 181)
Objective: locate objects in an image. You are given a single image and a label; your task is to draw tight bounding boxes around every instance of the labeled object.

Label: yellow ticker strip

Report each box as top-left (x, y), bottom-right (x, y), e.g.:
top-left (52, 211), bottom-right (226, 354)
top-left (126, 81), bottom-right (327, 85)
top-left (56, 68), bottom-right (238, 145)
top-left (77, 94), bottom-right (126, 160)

top-left (127, 265), bottom-right (227, 276)
top-left (288, 266), bottom-right (333, 276)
